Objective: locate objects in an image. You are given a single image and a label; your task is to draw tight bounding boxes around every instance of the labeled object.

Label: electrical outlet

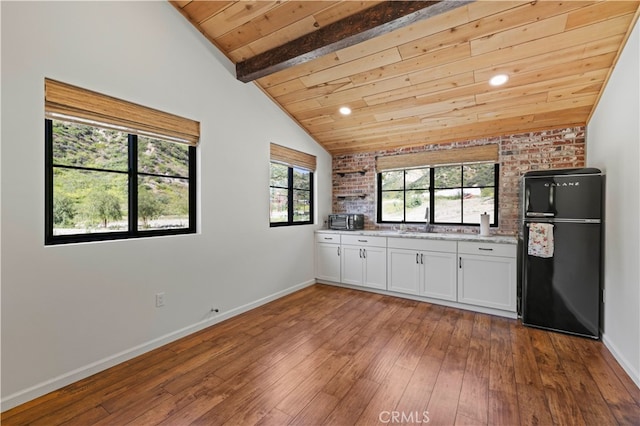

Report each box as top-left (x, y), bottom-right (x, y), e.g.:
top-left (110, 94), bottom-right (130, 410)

top-left (156, 292), bottom-right (165, 307)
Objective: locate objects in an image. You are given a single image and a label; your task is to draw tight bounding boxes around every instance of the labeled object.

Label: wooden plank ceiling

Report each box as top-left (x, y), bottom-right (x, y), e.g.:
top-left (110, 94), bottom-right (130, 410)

top-left (171, 1), bottom-right (640, 155)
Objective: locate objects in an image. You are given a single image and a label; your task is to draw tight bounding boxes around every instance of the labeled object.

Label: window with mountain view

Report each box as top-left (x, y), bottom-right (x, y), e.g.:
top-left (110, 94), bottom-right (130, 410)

top-left (46, 118), bottom-right (196, 244)
top-left (270, 162), bottom-right (313, 226)
top-left (378, 163), bottom-right (498, 226)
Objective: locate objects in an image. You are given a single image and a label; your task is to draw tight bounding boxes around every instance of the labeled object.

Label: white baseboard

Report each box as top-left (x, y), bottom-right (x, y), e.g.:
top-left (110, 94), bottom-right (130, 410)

top-left (602, 333), bottom-right (640, 388)
top-left (0, 279), bottom-right (315, 412)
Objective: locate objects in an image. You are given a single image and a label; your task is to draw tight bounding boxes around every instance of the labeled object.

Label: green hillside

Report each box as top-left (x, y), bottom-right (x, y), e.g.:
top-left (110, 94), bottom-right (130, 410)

top-left (51, 120), bottom-right (189, 233)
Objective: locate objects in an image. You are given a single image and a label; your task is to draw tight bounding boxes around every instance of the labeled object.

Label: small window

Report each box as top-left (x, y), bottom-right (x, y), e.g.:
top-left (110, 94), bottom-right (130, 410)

top-left (270, 162), bottom-right (313, 226)
top-left (378, 163), bottom-right (499, 226)
top-left (46, 119), bottom-right (196, 244)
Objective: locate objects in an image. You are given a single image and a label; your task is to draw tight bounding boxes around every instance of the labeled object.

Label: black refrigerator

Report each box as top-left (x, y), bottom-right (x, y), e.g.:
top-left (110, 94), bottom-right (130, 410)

top-left (521, 168), bottom-right (603, 339)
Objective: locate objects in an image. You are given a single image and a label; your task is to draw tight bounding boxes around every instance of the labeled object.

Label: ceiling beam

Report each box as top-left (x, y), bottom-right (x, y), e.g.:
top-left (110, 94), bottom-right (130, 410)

top-left (236, 0), bottom-right (472, 83)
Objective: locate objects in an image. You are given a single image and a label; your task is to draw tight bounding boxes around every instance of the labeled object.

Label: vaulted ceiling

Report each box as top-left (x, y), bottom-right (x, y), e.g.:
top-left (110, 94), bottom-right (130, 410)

top-left (171, 1), bottom-right (640, 155)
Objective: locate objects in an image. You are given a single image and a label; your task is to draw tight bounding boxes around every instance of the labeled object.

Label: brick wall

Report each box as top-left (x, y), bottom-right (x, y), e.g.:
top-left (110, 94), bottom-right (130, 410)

top-left (332, 126), bottom-right (585, 236)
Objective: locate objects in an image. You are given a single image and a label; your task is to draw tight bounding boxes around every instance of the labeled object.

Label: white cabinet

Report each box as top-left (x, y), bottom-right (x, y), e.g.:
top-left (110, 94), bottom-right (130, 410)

top-left (387, 238), bottom-right (457, 301)
top-left (387, 248), bottom-right (421, 295)
top-left (315, 232), bottom-right (518, 317)
top-left (341, 235), bottom-right (387, 290)
top-left (422, 251), bottom-right (458, 301)
top-left (315, 233), bottom-right (341, 282)
top-left (457, 242), bottom-right (517, 312)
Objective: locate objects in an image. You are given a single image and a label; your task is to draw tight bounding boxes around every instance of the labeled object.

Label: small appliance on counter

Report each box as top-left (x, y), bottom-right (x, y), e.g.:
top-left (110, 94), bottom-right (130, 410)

top-left (328, 213), bottom-right (364, 230)
top-left (521, 168), bottom-right (603, 339)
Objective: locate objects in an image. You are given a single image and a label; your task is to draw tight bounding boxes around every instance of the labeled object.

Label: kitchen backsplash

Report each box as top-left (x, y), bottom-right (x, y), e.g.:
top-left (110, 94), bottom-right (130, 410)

top-left (332, 126), bottom-right (586, 236)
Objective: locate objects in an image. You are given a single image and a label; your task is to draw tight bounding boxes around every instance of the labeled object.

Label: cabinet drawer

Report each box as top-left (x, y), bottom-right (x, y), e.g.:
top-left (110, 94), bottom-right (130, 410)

top-left (458, 241), bottom-right (515, 258)
top-left (341, 234), bottom-right (386, 247)
top-left (315, 233), bottom-right (341, 244)
top-left (387, 237), bottom-right (456, 253)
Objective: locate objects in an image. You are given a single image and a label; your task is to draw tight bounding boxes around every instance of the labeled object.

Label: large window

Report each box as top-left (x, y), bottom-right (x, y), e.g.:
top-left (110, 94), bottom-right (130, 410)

top-left (46, 119), bottom-right (196, 244)
top-left (270, 162), bottom-right (313, 226)
top-left (44, 78), bottom-right (199, 245)
top-left (378, 163), bottom-right (499, 226)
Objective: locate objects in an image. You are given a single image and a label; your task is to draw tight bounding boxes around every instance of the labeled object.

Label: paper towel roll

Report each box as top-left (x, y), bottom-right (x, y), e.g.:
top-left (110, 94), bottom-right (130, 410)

top-left (480, 213), bottom-right (490, 236)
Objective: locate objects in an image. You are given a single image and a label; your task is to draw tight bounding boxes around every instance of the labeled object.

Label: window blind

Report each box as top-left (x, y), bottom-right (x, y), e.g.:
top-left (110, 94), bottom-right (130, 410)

top-left (270, 143), bottom-right (316, 171)
top-left (44, 78), bottom-right (200, 146)
top-left (376, 144), bottom-right (498, 171)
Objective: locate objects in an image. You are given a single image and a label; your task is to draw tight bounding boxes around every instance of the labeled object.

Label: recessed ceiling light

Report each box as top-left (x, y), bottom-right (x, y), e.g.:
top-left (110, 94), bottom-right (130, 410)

top-left (339, 106), bottom-right (352, 115)
top-left (489, 74), bottom-right (509, 86)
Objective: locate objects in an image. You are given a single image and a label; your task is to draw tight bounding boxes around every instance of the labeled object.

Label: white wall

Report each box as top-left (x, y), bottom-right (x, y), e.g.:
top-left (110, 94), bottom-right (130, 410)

top-left (587, 20), bottom-right (640, 386)
top-left (0, 1), bottom-right (332, 409)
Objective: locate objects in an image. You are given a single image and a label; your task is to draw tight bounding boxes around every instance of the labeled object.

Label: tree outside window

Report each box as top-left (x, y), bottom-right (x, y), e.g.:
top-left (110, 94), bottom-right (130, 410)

top-left (46, 119), bottom-right (195, 244)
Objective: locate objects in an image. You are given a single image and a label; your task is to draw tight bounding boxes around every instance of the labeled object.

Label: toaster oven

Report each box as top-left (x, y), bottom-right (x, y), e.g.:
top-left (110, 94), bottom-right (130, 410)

top-left (328, 214), bottom-right (364, 230)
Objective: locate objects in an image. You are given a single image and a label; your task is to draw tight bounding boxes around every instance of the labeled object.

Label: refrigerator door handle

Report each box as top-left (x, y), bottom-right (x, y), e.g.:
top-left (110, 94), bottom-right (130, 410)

top-left (526, 212), bottom-right (555, 217)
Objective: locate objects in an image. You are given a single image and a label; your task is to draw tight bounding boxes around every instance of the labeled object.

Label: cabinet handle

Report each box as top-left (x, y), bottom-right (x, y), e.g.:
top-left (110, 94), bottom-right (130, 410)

top-left (363, 249), bottom-right (367, 259)
top-left (420, 254), bottom-right (424, 264)
top-left (337, 247), bottom-right (340, 256)
top-left (459, 257), bottom-right (462, 269)
top-left (416, 253), bottom-right (419, 264)
top-left (478, 247), bottom-right (493, 251)
top-left (358, 239), bottom-right (368, 243)
top-left (324, 237), bottom-right (333, 240)
top-left (359, 249), bottom-right (363, 258)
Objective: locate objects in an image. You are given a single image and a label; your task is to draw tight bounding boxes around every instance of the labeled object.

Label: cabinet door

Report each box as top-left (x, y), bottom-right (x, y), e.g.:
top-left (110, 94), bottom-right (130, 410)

top-left (362, 246), bottom-right (387, 290)
top-left (458, 254), bottom-right (516, 312)
top-left (387, 248), bottom-right (420, 295)
top-left (422, 251), bottom-right (457, 301)
top-left (316, 243), bottom-right (341, 282)
top-left (341, 245), bottom-right (364, 286)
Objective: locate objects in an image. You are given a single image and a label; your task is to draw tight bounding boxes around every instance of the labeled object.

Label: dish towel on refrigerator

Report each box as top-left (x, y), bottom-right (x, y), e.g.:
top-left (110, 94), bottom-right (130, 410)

top-left (528, 223), bottom-right (555, 258)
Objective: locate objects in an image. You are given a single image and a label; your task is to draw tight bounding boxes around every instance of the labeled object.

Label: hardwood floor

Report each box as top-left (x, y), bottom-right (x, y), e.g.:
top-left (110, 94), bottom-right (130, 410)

top-left (3, 284), bottom-right (639, 425)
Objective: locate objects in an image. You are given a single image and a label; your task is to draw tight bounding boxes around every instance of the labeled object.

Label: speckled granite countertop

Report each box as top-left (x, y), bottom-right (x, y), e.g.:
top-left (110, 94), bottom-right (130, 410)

top-left (316, 229), bottom-right (518, 245)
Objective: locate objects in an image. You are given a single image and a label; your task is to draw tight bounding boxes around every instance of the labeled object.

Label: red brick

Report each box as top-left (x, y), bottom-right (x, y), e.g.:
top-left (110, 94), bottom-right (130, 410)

top-left (330, 126), bottom-right (585, 235)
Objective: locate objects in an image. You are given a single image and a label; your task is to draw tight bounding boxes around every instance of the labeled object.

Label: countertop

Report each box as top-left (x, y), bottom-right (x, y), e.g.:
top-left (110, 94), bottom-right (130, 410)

top-left (316, 229), bottom-right (518, 245)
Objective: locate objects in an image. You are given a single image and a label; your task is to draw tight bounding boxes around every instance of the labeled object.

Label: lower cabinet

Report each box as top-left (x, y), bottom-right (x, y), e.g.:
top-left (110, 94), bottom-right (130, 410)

top-left (387, 248), bottom-right (421, 295)
top-left (316, 232), bottom-right (517, 316)
top-left (341, 235), bottom-right (387, 290)
top-left (387, 238), bottom-right (457, 301)
top-left (315, 233), bottom-right (341, 282)
top-left (316, 242), bottom-right (341, 282)
top-left (457, 242), bottom-right (517, 312)
top-left (423, 251), bottom-right (458, 301)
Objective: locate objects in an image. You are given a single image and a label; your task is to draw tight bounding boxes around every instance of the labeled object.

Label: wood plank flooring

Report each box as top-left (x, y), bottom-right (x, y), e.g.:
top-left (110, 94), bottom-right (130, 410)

top-left (2, 284), bottom-right (639, 425)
